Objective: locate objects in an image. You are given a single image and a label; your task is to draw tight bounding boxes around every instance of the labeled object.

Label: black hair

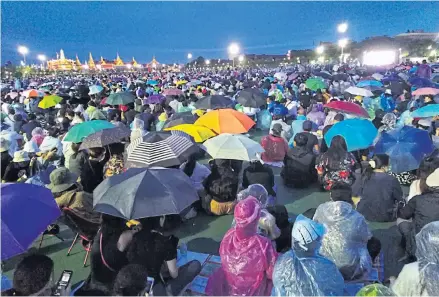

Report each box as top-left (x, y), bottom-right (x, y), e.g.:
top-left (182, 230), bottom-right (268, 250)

top-left (108, 142), bottom-right (125, 156)
top-left (28, 113), bottom-right (36, 120)
top-left (88, 101), bottom-right (96, 107)
top-left (330, 182), bottom-right (353, 204)
top-left (321, 135), bottom-right (348, 170)
top-left (362, 154), bottom-right (389, 182)
top-left (183, 153), bottom-right (197, 177)
top-left (418, 154), bottom-right (439, 194)
top-left (294, 133), bottom-right (308, 147)
top-left (333, 113), bottom-right (345, 122)
top-left (66, 110), bottom-right (75, 118)
top-left (71, 142), bottom-right (82, 157)
top-left (367, 237), bottom-right (382, 261)
top-left (112, 264), bottom-right (148, 296)
top-left (12, 254), bottom-right (54, 296)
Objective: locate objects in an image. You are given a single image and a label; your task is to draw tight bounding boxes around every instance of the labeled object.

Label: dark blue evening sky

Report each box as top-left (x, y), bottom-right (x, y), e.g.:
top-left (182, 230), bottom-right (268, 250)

top-left (2, 1), bottom-right (438, 64)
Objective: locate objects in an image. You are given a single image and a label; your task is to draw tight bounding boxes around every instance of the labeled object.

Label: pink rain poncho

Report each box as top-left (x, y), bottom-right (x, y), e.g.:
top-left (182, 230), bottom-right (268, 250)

top-left (206, 197), bottom-right (278, 296)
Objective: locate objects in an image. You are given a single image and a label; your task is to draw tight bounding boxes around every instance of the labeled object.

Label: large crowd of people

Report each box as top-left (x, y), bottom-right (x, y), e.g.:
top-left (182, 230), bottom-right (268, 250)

top-left (1, 59), bottom-right (439, 296)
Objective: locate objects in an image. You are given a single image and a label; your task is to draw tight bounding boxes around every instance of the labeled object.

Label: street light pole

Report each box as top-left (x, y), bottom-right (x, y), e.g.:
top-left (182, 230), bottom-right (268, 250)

top-left (18, 46), bottom-right (29, 65)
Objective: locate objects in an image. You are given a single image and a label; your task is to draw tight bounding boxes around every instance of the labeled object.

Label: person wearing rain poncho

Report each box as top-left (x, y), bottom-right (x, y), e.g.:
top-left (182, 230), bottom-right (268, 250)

top-left (130, 117), bottom-right (147, 142)
top-left (205, 197), bottom-right (278, 296)
top-left (390, 221), bottom-right (439, 296)
top-left (271, 215), bottom-right (344, 296)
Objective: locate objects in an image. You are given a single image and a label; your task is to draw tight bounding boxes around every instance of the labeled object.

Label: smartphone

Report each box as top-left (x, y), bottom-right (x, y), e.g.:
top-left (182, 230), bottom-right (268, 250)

top-left (144, 276), bottom-right (155, 296)
top-left (52, 270), bottom-right (73, 296)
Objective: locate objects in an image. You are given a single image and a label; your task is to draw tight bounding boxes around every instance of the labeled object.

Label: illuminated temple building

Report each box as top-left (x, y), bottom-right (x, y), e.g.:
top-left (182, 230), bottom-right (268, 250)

top-left (47, 49), bottom-right (77, 71)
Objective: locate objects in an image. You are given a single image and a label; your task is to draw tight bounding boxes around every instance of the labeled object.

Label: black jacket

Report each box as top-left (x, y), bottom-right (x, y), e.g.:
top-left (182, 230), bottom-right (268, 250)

top-left (399, 190), bottom-right (439, 233)
top-left (242, 163), bottom-right (276, 196)
top-left (281, 146), bottom-right (316, 188)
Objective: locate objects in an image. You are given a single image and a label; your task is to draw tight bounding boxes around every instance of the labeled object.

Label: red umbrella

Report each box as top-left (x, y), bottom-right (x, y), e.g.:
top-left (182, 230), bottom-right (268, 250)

top-left (324, 101), bottom-right (369, 118)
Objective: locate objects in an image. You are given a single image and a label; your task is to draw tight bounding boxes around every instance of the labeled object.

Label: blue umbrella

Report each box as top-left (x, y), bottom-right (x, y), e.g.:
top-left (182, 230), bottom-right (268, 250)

top-left (375, 126), bottom-right (435, 173)
top-left (147, 80), bottom-right (158, 86)
top-left (1, 184), bottom-right (61, 260)
top-left (89, 85), bottom-right (103, 95)
top-left (409, 77), bottom-right (435, 88)
top-left (190, 80), bottom-right (202, 86)
top-left (324, 119), bottom-right (378, 152)
top-left (411, 104), bottom-right (439, 118)
top-left (356, 80), bottom-right (383, 88)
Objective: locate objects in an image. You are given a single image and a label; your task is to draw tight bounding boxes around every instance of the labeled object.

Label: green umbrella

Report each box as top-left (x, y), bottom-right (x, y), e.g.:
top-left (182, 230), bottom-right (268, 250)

top-left (64, 120), bottom-right (115, 143)
top-left (106, 91), bottom-right (135, 105)
top-left (305, 78), bottom-right (326, 91)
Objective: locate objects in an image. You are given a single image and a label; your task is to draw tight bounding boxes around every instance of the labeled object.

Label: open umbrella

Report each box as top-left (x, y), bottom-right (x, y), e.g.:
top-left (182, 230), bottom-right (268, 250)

top-left (176, 80), bottom-right (188, 86)
top-left (314, 72), bottom-right (333, 80)
top-left (333, 73), bottom-right (349, 81)
top-left (411, 104), bottom-right (439, 118)
top-left (22, 89), bottom-right (44, 98)
top-left (106, 91), bottom-right (135, 105)
top-left (189, 80), bottom-right (202, 86)
top-left (37, 95), bottom-right (62, 109)
top-left (1, 184), bottom-right (61, 260)
top-left (235, 89), bottom-right (266, 108)
top-left (195, 109), bottom-right (255, 134)
top-left (375, 126), bottom-right (435, 173)
top-left (356, 80), bottom-right (383, 88)
top-left (324, 119), bottom-right (378, 152)
top-left (324, 101), bottom-right (369, 118)
top-left (79, 126), bottom-right (130, 150)
top-left (409, 77), bottom-right (436, 88)
top-left (147, 80), bottom-right (158, 86)
top-left (412, 88), bottom-right (439, 96)
top-left (6, 92), bottom-right (18, 100)
top-left (64, 120), bottom-right (115, 143)
top-left (164, 124), bottom-right (215, 143)
top-left (143, 94), bottom-right (165, 104)
top-left (202, 133), bottom-right (264, 161)
top-left (163, 112), bottom-right (197, 129)
top-left (195, 95), bottom-right (234, 110)
top-left (345, 86), bottom-right (374, 97)
top-left (93, 168), bottom-right (198, 220)
top-left (288, 73), bottom-right (299, 81)
top-left (163, 89), bottom-right (183, 96)
top-left (89, 85), bottom-right (104, 95)
top-left (127, 132), bottom-right (198, 168)
top-left (305, 78), bottom-right (326, 91)
top-left (274, 72), bottom-right (287, 81)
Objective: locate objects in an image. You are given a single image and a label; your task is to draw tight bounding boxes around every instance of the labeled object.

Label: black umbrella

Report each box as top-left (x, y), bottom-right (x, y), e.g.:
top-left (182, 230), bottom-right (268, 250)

top-left (93, 167), bottom-right (198, 220)
top-left (314, 72), bottom-right (333, 80)
top-left (77, 85), bottom-right (90, 97)
top-left (235, 89), bottom-right (266, 108)
top-left (163, 112), bottom-right (197, 129)
top-left (333, 74), bottom-right (349, 81)
top-left (106, 92), bottom-right (135, 105)
top-left (195, 95), bottom-right (234, 110)
top-left (79, 126), bottom-right (130, 150)
top-left (126, 132), bottom-right (199, 168)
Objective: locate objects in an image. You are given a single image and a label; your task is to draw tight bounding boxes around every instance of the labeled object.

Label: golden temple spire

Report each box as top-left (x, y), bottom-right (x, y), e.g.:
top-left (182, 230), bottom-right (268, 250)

top-left (100, 56), bottom-right (106, 65)
top-left (60, 49), bottom-right (66, 60)
top-left (132, 57), bottom-right (138, 66)
top-left (88, 52), bottom-right (96, 68)
top-left (115, 53), bottom-right (124, 66)
top-left (75, 54), bottom-right (81, 67)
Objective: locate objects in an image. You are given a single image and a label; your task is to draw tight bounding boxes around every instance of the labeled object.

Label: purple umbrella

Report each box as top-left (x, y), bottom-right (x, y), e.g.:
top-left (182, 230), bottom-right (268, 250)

top-left (288, 73), bottom-right (299, 81)
top-left (143, 94), bottom-right (166, 104)
top-left (1, 184), bottom-right (61, 260)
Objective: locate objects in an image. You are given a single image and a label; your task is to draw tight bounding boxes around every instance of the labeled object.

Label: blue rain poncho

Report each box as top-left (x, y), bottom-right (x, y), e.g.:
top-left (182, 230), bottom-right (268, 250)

top-left (256, 109), bottom-right (272, 130)
top-left (416, 221), bottom-right (439, 296)
top-left (313, 201), bottom-right (372, 280)
top-left (271, 215), bottom-right (344, 296)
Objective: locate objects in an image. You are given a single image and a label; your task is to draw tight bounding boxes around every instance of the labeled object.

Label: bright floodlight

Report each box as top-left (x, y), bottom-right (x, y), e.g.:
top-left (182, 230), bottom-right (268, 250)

top-left (428, 45), bottom-right (432, 50)
top-left (228, 43), bottom-right (240, 56)
top-left (37, 54), bottom-right (46, 62)
top-left (338, 38), bottom-right (348, 48)
top-left (187, 53), bottom-right (193, 59)
top-left (238, 55), bottom-right (244, 62)
top-left (205, 59), bottom-right (210, 65)
top-left (18, 46), bottom-right (29, 55)
top-left (316, 46), bottom-right (324, 54)
top-left (337, 22), bottom-right (348, 33)
top-left (20, 61), bottom-right (25, 66)
top-left (363, 50), bottom-right (396, 66)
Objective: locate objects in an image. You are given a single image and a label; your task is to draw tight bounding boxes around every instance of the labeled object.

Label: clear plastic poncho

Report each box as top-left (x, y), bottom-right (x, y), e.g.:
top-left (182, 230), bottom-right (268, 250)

top-left (271, 215), bottom-right (345, 297)
top-left (313, 201), bottom-right (372, 280)
top-left (206, 197), bottom-right (278, 296)
top-left (356, 284), bottom-right (395, 296)
top-left (256, 109), bottom-right (272, 130)
top-left (416, 221), bottom-right (439, 296)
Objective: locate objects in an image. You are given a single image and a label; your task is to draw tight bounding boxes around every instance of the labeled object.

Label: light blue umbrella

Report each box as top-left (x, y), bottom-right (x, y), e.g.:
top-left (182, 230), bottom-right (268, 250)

top-left (89, 85), bottom-right (103, 95)
top-left (190, 80), bottom-right (202, 86)
top-left (411, 104), bottom-right (439, 118)
top-left (325, 119), bottom-right (378, 152)
top-left (356, 80), bottom-right (383, 88)
top-left (147, 80), bottom-right (158, 86)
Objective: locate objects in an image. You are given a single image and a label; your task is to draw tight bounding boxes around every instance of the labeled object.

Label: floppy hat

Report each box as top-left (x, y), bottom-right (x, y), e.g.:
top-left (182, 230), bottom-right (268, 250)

top-left (48, 167), bottom-right (79, 193)
top-left (12, 150), bottom-right (30, 163)
top-left (0, 138), bottom-right (10, 153)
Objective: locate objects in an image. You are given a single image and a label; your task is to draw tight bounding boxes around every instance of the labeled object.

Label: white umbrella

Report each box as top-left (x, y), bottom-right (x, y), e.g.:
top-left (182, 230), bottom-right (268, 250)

top-left (274, 72), bottom-right (287, 81)
top-left (29, 82), bottom-right (38, 87)
top-left (202, 133), bottom-right (264, 161)
top-left (345, 86), bottom-right (373, 97)
top-left (372, 73), bottom-right (384, 81)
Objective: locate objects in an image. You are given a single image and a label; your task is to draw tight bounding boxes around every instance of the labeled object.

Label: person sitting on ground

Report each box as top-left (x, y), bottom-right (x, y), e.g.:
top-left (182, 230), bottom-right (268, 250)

top-left (271, 215), bottom-right (344, 296)
top-left (260, 123), bottom-right (289, 163)
top-left (2, 150), bottom-right (31, 182)
top-left (130, 116), bottom-right (146, 142)
top-left (180, 153), bottom-right (211, 197)
top-left (112, 264), bottom-right (149, 296)
top-left (0, 138), bottom-right (12, 180)
top-left (281, 133), bottom-right (317, 188)
top-left (3, 254), bottom-right (54, 296)
top-left (206, 197), bottom-right (278, 296)
top-left (353, 154), bottom-right (403, 222)
top-left (320, 113), bottom-right (344, 154)
top-left (313, 183), bottom-right (373, 281)
top-left (316, 135), bottom-right (357, 191)
top-left (243, 160), bottom-right (276, 198)
top-left (298, 120), bottom-right (319, 153)
top-left (21, 113), bottom-right (41, 142)
top-left (390, 221), bottom-right (439, 296)
top-left (407, 153), bottom-right (439, 201)
top-left (270, 116), bottom-right (292, 142)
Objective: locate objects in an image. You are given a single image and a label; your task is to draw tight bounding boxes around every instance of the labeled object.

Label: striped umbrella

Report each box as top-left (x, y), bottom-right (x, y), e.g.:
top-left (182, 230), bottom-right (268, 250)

top-left (126, 132), bottom-right (199, 168)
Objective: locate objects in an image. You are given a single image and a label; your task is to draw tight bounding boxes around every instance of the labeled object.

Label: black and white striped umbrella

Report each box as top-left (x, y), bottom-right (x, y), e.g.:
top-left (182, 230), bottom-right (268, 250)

top-left (127, 132), bottom-right (199, 168)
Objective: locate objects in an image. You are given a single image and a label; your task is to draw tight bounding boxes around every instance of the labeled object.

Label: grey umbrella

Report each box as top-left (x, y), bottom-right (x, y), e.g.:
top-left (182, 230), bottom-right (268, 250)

top-left (93, 167), bottom-right (198, 220)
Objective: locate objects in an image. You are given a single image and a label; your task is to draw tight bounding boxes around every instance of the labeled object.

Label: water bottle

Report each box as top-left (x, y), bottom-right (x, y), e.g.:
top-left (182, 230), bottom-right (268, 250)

top-left (179, 242), bottom-right (188, 261)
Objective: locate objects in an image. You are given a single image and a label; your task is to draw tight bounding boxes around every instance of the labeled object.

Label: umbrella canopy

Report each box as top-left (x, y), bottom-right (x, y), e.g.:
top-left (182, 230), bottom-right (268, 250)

top-left (411, 104), bottom-right (439, 118)
top-left (147, 80), bottom-right (158, 86)
top-left (235, 89), bottom-right (266, 108)
top-left (164, 124), bottom-right (215, 143)
top-left (37, 95), bottom-right (62, 109)
top-left (356, 80), bottom-right (383, 88)
top-left (22, 89), bottom-right (44, 98)
top-left (143, 94), bottom-right (165, 104)
top-left (409, 77), bottom-right (436, 88)
top-left (288, 73), bottom-right (299, 81)
top-left (6, 92), bottom-right (18, 100)
top-left (372, 73), bottom-right (384, 81)
top-left (127, 132), bottom-right (198, 168)
top-left (202, 133), bottom-right (264, 161)
top-left (314, 71), bottom-right (333, 80)
top-left (345, 86), bottom-right (374, 97)
top-left (79, 126), bottom-right (130, 150)
top-left (195, 109), bottom-right (255, 134)
top-left (64, 120), bottom-right (115, 143)
top-left (324, 119), bottom-right (378, 152)
top-left (375, 126), bottom-right (435, 173)
top-left (106, 91), bottom-right (135, 105)
top-left (305, 78), bottom-right (326, 91)
top-left (93, 168), bottom-right (198, 220)
top-left (324, 101), bottom-right (369, 118)
top-left (189, 80), bottom-right (202, 86)
top-left (195, 95), bottom-right (234, 110)
top-left (1, 184), bottom-right (61, 260)
top-left (163, 89), bottom-right (183, 96)
top-left (412, 88), bottom-right (439, 96)
top-left (163, 111), bottom-right (197, 129)
top-left (176, 80), bottom-right (188, 86)
top-left (89, 85), bottom-right (104, 95)
top-left (274, 72), bottom-right (287, 81)
top-left (333, 73), bottom-right (349, 81)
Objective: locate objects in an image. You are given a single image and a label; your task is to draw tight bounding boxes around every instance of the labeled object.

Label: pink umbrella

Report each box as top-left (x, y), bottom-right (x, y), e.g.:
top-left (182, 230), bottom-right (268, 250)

top-left (412, 88), bottom-right (439, 96)
top-left (163, 89), bottom-right (183, 96)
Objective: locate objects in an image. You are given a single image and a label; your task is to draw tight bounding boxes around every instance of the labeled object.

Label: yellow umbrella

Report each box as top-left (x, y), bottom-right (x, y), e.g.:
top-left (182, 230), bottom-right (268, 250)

top-left (176, 80), bottom-right (188, 86)
top-left (38, 95), bottom-right (62, 109)
top-left (164, 124), bottom-right (216, 142)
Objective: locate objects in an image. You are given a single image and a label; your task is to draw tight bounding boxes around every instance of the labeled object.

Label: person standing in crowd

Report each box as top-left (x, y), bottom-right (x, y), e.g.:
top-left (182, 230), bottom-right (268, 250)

top-left (415, 59), bottom-right (432, 79)
top-left (20, 113), bottom-right (41, 142)
top-left (260, 123), bottom-right (289, 163)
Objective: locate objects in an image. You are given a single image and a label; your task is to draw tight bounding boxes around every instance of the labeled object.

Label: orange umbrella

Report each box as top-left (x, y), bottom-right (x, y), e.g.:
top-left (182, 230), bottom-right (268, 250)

top-left (195, 109), bottom-right (255, 134)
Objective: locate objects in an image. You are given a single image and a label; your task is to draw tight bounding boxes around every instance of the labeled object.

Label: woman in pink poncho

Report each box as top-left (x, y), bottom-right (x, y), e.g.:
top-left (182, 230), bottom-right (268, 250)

top-left (206, 196), bottom-right (278, 296)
